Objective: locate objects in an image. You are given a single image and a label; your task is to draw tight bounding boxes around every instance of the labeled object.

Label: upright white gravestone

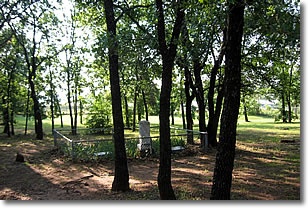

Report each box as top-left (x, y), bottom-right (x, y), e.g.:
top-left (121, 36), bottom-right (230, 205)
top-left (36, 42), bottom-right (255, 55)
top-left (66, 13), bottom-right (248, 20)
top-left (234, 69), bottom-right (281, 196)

top-left (137, 120), bottom-right (152, 153)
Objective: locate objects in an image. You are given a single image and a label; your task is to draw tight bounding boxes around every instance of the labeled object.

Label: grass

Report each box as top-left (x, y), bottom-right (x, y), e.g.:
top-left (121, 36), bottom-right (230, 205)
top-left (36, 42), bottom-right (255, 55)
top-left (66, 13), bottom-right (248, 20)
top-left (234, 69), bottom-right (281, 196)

top-left (1, 114), bottom-right (301, 199)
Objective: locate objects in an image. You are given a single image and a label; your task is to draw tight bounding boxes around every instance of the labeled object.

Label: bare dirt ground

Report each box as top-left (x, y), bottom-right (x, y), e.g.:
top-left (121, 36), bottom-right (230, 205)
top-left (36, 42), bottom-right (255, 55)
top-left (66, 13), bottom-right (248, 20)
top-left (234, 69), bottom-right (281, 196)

top-left (0, 134), bottom-right (300, 200)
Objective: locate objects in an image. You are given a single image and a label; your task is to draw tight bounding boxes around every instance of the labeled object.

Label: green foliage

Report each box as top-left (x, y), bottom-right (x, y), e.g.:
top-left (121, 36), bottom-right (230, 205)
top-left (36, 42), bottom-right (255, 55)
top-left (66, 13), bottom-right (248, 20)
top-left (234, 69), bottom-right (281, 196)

top-left (85, 94), bottom-right (112, 130)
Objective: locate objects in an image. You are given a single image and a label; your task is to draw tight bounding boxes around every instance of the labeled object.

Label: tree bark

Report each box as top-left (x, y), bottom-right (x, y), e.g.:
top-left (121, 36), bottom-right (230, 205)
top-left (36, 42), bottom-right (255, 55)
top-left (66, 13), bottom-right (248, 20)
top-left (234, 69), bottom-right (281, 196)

top-left (156, 0), bottom-right (185, 200)
top-left (103, 0), bottom-right (130, 192)
top-left (142, 90), bottom-right (149, 121)
top-left (132, 86), bottom-right (138, 132)
top-left (29, 75), bottom-right (43, 140)
top-left (193, 61), bottom-right (207, 148)
top-left (211, 0), bottom-right (245, 200)
top-left (49, 70), bottom-right (55, 134)
top-left (124, 94), bottom-right (130, 128)
top-left (180, 95), bottom-right (186, 129)
top-left (184, 66), bottom-right (195, 145)
top-left (207, 32), bottom-right (226, 147)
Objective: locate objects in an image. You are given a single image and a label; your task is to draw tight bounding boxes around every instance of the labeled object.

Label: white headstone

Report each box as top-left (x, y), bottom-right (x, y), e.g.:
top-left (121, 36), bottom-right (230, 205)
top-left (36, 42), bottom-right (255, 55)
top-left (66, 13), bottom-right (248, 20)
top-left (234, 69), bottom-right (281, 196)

top-left (137, 120), bottom-right (151, 151)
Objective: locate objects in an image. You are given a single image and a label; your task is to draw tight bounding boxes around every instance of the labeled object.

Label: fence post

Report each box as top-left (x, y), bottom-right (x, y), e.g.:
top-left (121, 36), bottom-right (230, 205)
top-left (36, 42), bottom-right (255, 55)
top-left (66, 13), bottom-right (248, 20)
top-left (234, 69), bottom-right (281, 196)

top-left (200, 132), bottom-right (209, 152)
top-left (71, 141), bottom-right (76, 162)
top-left (53, 129), bottom-right (57, 147)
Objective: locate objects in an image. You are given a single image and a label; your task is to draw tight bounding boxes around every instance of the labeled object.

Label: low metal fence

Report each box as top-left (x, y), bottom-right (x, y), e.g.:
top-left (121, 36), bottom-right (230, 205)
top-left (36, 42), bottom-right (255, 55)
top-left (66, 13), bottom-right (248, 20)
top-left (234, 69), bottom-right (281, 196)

top-left (53, 127), bottom-right (208, 162)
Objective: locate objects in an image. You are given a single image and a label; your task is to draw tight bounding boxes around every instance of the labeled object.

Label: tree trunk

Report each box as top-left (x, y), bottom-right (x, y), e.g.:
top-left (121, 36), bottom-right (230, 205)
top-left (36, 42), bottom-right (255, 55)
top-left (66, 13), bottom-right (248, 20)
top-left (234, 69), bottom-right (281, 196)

top-left (207, 81), bottom-right (224, 148)
top-left (2, 96), bottom-right (10, 137)
top-left (184, 66), bottom-right (195, 145)
top-left (171, 104), bottom-right (175, 125)
top-left (281, 92), bottom-right (287, 123)
top-left (211, 0), bottom-right (245, 200)
top-left (49, 70), bottom-right (55, 134)
top-left (24, 88), bottom-right (30, 135)
top-left (156, 0), bottom-right (185, 200)
top-left (132, 86), bottom-right (138, 132)
top-left (29, 76), bottom-right (43, 140)
top-left (207, 34), bottom-right (226, 147)
top-left (242, 97), bottom-right (249, 122)
top-left (103, 0), bottom-right (130, 192)
top-left (67, 69), bottom-right (75, 135)
top-left (193, 61), bottom-right (207, 148)
top-left (124, 94), bottom-right (130, 128)
top-left (79, 99), bottom-right (83, 125)
top-left (73, 83), bottom-right (78, 134)
top-left (10, 110), bottom-right (14, 136)
top-left (142, 90), bottom-right (149, 121)
top-left (180, 97), bottom-right (186, 129)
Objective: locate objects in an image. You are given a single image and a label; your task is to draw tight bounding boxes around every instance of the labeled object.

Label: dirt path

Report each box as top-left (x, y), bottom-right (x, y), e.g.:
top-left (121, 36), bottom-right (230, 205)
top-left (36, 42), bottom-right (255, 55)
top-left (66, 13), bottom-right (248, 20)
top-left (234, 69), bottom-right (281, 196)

top-left (0, 135), bottom-right (300, 200)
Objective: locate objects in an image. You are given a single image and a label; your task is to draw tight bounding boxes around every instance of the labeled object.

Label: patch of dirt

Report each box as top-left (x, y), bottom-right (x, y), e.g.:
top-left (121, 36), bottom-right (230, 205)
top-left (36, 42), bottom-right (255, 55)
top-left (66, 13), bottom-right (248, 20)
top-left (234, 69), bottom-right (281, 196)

top-left (0, 134), bottom-right (300, 200)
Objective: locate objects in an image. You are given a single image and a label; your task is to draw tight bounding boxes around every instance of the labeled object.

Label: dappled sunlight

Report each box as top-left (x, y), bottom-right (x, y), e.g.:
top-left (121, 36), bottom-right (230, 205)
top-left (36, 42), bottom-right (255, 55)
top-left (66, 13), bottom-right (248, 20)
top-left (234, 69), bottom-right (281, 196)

top-left (0, 115), bottom-right (300, 200)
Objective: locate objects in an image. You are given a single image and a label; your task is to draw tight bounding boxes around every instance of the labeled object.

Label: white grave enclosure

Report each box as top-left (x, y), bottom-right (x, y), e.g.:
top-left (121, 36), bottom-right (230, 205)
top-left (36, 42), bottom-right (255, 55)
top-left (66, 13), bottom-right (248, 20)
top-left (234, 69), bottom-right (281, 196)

top-left (137, 120), bottom-right (152, 152)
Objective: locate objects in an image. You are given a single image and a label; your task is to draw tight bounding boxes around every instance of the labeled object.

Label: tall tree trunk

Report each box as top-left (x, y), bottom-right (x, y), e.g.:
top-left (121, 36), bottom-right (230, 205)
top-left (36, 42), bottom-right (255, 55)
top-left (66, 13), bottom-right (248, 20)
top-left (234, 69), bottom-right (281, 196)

top-left (281, 92), bottom-right (287, 123)
top-left (287, 95), bottom-right (292, 123)
top-left (132, 86), bottom-right (138, 132)
top-left (24, 88), bottom-right (30, 135)
top-left (207, 33), bottom-right (226, 147)
top-left (211, 0), bottom-right (245, 200)
top-left (242, 97), bottom-right (249, 122)
top-left (10, 110), bottom-right (14, 136)
top-left (103, 0), bottom-right (130, 192)
top-left (171, 104), bottom-right (175, 125)
top-left (180, 95), bottom-right (186, 129)
top-left (2, 96), bottom-right (10, 137)
top-left (156, 0), bottom-right (185, 200)
top-left (193, 61), bottom-right (207, 148)
top-left (184, 66), bottom-right (195, 145)
top-left (124, 94), bottom-right (130, 128)
top-left (49, 70), bottom-right (55, 134)
top-left (73, 83), bottom-right (78, 134)
top-left (142, 90), bottom-right (149, 121)
top-left (79, 99), bottom-right (83, 125)
top-left (29, 76), bottom-right (43, 140)
top-left (67, 69), bottom-right (75, 135)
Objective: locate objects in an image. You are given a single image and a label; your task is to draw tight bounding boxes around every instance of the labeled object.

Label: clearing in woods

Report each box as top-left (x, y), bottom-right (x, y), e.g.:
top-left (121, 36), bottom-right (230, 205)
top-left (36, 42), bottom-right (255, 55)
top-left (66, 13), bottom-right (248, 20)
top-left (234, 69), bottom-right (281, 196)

top-left (0, 116), bottom-right (301, 200)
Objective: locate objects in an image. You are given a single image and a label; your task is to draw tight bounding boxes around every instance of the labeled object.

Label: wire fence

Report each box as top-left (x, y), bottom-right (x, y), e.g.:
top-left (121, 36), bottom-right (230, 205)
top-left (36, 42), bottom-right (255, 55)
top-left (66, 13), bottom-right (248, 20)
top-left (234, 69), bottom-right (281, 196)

top-left (53, 126), bottom-right (208, 162)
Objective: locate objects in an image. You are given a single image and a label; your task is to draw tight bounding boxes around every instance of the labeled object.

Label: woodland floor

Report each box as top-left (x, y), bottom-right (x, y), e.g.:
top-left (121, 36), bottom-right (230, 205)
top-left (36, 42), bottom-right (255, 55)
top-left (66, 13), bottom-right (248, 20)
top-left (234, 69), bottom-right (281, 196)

top-left (0, 133), bottom-right (301, 200)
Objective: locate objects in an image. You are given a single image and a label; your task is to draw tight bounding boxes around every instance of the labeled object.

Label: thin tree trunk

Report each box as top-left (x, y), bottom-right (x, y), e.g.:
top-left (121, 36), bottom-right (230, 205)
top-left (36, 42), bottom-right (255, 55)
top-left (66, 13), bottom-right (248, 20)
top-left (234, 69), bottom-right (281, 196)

top-left (49, 70), bottom-right (55, 134)
top-left (180, 99), bottom-right (186, 129)
top-left (124, 94), bottom-right (130, 128)
top-left (79, 99), bottom-right (83, 125)
top-left (193, 61), bottom-right (207, 148)
top-left (281, 92), bottom-right (287, 123)
top-left (132, 87), bottom-right (138, 132)
top-left (156, 0), bottom-right (185, 200)
top-left (25, 88), bottom-right (30, 135)
top-left (103, 0), bottom-right (130, 192)
top-left (242, 97), bottom-right (249, 122)
top-left (29, 74), bottom-right (43, 140)
top-left (67, 69), bottom-right (75, 135)
top-left (73, 84), bottom-right (78, 134)
top-left (142, 90), bottom-right (149, 121)
top-left (211, 0), bottom-right (245, 200)
top-left (207, 32), bottom-right (226, 147)
top-left (184, 66), bottom-right (195, 144)
top-left (10, 110), bottom-right (14, 136)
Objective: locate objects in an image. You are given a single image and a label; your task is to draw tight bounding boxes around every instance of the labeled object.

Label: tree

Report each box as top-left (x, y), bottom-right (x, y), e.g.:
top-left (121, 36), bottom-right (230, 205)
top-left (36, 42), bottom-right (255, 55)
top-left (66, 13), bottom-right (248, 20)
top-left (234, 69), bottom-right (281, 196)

top-left (210, 0), bottom-right (245, 200)
top-left (155, 0), bottom-right (186, 200)
top-left (241, 0), bottom-right (300, 123)
top-left (103, 0), bottom-right (130, 192)
top-left (6, 1), bottom-right (59, 140)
